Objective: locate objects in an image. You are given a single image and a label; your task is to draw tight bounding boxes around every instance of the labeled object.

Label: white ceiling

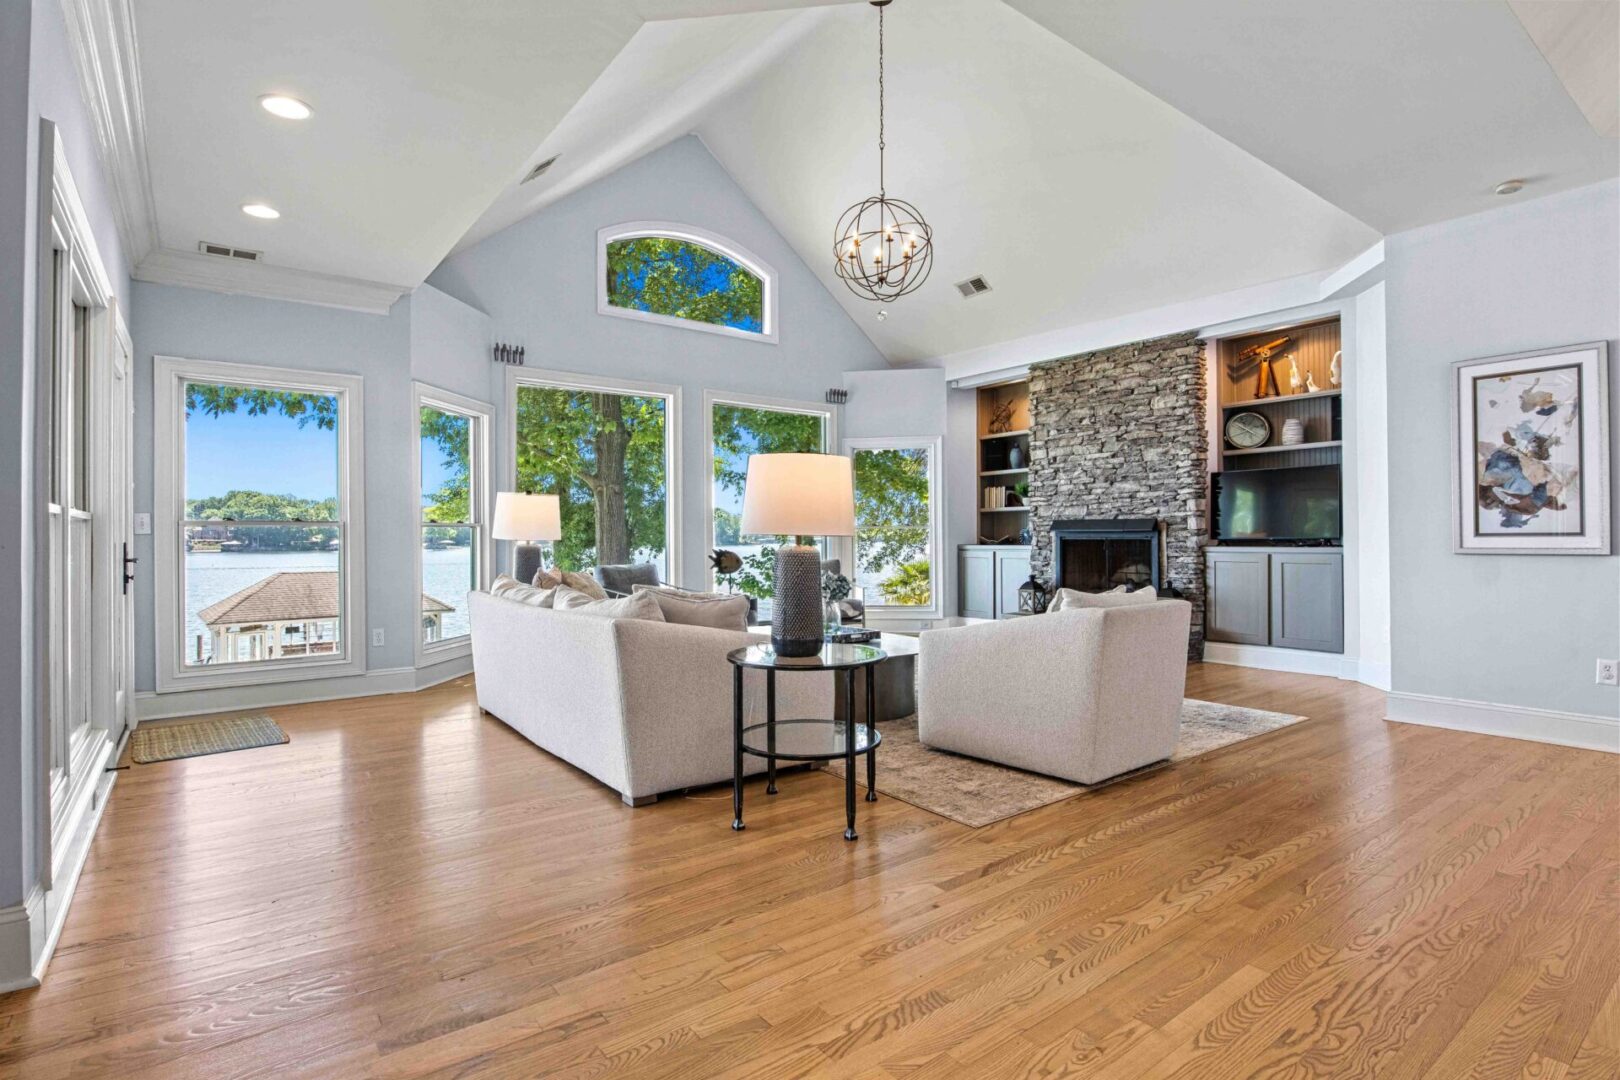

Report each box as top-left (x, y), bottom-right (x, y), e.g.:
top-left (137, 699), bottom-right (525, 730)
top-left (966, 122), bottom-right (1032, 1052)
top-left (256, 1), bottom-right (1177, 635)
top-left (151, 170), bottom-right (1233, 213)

top-left (121, 0), bottom-right (1616, 357)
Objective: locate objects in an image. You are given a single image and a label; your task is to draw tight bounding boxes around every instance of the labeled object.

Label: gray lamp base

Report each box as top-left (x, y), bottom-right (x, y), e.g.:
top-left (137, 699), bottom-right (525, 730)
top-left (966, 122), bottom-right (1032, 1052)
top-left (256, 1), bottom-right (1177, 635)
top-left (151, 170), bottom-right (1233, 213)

top-left (512, 542), bottom-right (544, 586)
top-left (771, 544), bottom-right (824, 657)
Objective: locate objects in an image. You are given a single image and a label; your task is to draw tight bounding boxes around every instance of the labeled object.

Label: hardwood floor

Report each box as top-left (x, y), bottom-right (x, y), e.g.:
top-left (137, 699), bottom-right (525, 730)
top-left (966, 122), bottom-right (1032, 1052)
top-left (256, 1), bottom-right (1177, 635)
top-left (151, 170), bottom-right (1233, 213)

top-left (2, 664), bottom-right (1616, 1078)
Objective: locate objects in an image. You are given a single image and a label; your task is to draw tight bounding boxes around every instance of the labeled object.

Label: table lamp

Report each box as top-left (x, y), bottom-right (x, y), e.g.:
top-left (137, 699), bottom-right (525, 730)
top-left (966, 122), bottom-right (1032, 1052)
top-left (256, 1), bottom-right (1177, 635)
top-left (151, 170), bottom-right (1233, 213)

top-left (492, 492), bottom-right (562, 585)
top-left (739, 453), bottom-right (856, 657)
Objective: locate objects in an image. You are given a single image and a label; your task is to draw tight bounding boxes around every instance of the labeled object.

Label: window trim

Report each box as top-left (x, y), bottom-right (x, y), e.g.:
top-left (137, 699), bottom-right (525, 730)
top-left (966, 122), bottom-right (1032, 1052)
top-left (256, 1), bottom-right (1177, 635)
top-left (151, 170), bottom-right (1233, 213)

top-left (596, 221), bottom-right (779, 345)
top-left (504, 365), bottom-right (683, 586)
top-left (153, 356), bottom-right (367, 692)
top-left (412, 382), bottom-right (492, 669)
top-left (703, 389), bottom-right (838, 591)
top-left (843, 435), bottom-right (945, 621)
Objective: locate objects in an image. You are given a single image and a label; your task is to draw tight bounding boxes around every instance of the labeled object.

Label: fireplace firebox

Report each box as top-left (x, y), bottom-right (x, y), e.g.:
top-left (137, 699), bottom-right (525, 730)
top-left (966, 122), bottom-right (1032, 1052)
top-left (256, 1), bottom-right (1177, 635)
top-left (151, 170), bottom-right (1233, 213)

top-left (1051, 518), bottom-right (1162, 594)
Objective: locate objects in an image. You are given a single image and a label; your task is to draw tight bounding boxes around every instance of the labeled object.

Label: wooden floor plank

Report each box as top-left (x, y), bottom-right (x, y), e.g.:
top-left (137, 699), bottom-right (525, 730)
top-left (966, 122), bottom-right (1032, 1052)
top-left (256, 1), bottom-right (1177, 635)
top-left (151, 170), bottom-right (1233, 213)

top-left (0, 664), bottom-right (1614, 1079)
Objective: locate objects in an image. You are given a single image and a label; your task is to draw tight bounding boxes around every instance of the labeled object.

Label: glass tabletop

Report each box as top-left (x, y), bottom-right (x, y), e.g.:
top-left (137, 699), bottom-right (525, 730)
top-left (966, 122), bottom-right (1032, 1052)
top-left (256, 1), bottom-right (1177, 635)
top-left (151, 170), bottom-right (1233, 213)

top-left (739, 719), bottom-right (880, 761)
top-left (727, 643), bottom-right (886, 670)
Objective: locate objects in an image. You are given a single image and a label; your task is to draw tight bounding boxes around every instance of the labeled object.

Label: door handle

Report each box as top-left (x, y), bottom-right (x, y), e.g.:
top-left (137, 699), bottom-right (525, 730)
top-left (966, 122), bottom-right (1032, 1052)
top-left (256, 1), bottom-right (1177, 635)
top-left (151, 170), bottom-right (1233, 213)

top-left (122, 542), bottom-right (137, 594)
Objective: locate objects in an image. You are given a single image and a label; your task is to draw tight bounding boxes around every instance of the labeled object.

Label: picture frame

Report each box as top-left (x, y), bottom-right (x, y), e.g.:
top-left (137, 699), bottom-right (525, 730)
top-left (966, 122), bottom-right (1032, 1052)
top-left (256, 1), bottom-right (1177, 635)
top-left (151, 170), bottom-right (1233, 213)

top-left (1451, 341), bottom-right (1610, 555)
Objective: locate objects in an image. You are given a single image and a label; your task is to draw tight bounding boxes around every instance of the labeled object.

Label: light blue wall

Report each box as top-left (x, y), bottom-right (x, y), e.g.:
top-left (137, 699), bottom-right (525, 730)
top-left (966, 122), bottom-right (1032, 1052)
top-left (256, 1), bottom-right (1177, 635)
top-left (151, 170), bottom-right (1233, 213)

top-left (429, 135), bottom-right (888, 588)
top-left (1385, 181), bottom-right (1619, 719)
top-left (0, 0), bottom-right (134, 908)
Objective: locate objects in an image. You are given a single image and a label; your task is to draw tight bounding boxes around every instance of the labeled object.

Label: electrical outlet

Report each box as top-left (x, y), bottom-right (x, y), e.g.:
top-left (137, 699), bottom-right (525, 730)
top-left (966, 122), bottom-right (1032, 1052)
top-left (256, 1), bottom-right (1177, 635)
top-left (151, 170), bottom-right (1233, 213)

top-left (1598, 659), bottom-right (1619, 686)
top-left (371, 628), bottom-right (385, 648)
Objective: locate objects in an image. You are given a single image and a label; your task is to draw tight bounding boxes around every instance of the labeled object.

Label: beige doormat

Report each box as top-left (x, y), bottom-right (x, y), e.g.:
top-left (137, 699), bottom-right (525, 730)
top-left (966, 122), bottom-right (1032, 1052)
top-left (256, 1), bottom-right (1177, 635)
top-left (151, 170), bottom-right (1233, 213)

top-left (825, 699), bottom-right (1305, 827)
top-left (130, 714), bottom-right (289, 764)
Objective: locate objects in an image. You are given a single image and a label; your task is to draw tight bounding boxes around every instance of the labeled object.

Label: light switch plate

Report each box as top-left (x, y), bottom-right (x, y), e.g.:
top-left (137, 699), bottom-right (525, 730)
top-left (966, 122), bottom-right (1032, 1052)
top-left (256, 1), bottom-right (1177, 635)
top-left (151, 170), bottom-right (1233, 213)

top-left (134, 512), bottom-right (151, 535)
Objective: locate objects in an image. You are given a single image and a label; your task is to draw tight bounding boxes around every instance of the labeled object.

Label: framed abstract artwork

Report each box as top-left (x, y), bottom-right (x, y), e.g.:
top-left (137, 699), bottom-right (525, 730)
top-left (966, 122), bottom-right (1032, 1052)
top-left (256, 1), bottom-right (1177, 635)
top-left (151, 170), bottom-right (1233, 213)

top-left (1451, 341), bottom-right (1610, 555)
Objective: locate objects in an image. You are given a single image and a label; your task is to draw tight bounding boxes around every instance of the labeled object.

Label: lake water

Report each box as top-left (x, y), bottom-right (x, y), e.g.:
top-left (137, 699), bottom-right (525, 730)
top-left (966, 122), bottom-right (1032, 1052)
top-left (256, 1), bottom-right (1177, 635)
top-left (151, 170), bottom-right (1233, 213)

top-left (184, 547), bottom-right (475, 663)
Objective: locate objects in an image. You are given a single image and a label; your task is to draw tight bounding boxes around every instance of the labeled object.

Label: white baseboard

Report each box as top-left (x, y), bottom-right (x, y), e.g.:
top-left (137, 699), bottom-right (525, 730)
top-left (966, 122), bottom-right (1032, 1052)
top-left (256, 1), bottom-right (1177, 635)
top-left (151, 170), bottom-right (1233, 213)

top-left (135, 655), bottom-right (474, 722)
top-left (1387, 691), bottom-right (1619, 754)
top-left (1339, 657), bottom-right (1392, 691)
top-left (1204, 641), bottom-right (1346, 678)
top-left (0, 743), bottom-right (118, 993)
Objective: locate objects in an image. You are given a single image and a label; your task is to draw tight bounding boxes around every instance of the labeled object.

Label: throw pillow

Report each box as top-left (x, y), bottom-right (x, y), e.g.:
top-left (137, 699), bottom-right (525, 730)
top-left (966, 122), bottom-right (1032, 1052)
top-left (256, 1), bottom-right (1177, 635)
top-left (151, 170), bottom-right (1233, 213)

top-left (552, 586), bottom-right (666, 621)
top-left (631, 584), bottom-right (749, 631)
top-left (490, 575), bottom-right (555, 607)
top-left (1050, 586), bottom-right (1158, 611)
top-left (533, 568), bottom-right (608, 600)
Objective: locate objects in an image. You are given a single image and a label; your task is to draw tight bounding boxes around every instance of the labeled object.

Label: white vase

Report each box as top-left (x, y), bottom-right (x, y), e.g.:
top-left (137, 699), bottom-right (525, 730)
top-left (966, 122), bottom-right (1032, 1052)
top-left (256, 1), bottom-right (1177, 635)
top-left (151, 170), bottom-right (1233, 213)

top-left (1280, 418), bottom-right (1306, 446)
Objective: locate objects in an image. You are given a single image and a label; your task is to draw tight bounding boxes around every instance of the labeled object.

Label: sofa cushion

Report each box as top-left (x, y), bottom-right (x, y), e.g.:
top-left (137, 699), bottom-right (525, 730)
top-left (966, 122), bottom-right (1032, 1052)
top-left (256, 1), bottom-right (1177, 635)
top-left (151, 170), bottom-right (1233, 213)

top-left (491, 575), bottom-right (556, 607)
top-left (631, 584), bottom-right (750, 631)
top-left (534, 567), bottom-right (608, 600)
top-left (553, 586), bottom-right (665, 621)
top-left (1049, 585), bottom-right (1158, 612)
top-left (596, 562), bottom-right (661, 596)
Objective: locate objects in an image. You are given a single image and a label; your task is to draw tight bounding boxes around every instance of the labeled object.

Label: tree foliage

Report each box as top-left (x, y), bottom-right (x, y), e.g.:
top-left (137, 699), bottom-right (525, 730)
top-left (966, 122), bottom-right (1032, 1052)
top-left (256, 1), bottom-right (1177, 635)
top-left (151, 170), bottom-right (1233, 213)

top-left (879, 559), bottom-right (931, 606)
top-left (420, 406), bottom-right (471, 523)
top-left (854, 447), bottom-right (930, 603)
top-left (606, 237), bottom-right (763, 333)
top-left (186, 383), bottom-right (338, 429)
top-left (514, 386), bottom-right (667, 571)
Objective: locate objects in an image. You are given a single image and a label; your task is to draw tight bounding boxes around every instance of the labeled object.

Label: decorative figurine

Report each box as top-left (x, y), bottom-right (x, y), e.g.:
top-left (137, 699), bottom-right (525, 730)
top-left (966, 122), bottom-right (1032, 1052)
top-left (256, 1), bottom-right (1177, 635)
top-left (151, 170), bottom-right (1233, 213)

top-left (1330, 350), bottom-right (1342, 387)
top-left (987, 399), bottom-right (1015, 434)
top-left (1305, 371), bottom-right (1320, 393)
top-left (1287, 355), bottom-right (1304, 394)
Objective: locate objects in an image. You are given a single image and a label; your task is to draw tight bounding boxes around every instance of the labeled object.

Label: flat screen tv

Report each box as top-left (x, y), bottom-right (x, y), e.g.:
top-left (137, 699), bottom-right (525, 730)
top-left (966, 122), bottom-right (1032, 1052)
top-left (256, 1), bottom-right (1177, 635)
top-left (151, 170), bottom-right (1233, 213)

top-left (1211, 464), bottom-right (1342, 543)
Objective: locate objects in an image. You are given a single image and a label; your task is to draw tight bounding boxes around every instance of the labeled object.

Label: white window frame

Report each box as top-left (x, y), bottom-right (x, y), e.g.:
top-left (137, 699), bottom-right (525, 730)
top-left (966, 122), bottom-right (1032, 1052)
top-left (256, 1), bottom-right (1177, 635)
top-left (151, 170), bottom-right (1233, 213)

top-left (504, 366), bottom-right (683, 585)
top-left (844, 435), bottom-right (945, 621)
top-left (412, 383), bottom-right (492, 668)
top-left (703, 389), bottom-right (838, 591)
top-left (597, 221), bottom-right (779, 345)
top-left (153, 357), bottom-right (368, 692)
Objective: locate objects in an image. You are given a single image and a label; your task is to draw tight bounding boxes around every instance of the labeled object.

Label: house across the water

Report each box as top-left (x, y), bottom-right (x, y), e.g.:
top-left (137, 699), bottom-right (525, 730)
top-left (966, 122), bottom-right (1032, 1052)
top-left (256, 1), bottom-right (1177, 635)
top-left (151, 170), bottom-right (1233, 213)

top-left (196, 571), bottom-right (452, 663)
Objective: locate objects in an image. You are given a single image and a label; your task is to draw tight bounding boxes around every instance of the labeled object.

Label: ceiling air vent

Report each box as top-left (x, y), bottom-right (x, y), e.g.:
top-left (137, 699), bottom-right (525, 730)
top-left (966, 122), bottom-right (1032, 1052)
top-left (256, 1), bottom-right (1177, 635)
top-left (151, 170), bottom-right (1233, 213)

top-left (198, 241), bottom-right (262, 262)
top-left (521, 155), bottom-right (561, 184)
top-left (955, 275), bottom-right (992, 298)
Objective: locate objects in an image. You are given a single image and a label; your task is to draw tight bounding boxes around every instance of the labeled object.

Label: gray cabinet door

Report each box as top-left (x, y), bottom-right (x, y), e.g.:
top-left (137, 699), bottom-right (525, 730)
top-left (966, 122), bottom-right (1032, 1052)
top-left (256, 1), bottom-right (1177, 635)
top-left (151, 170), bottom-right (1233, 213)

top-left (994, 549), bottom-right (1031, 618)
top-left (959, 548), bottom-right (995, 619)
top-left (1270, 551), bottom-right (1344, 653)
top-left (1205, 549), bottom-right (1270, 645)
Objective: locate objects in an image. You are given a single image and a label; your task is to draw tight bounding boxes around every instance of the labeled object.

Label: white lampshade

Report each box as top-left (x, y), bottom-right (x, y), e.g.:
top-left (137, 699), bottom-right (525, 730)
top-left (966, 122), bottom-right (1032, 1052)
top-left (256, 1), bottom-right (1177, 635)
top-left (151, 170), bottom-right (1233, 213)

top-left (739, 453), bottom-right (856, 538)
top-left (492, 492), bottom-right (562, 542)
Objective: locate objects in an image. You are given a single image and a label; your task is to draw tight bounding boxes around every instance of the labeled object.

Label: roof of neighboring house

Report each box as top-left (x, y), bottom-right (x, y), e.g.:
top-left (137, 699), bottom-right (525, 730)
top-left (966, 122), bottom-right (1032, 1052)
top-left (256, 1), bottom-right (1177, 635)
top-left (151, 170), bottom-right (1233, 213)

top-left (199, 571), bottom-right (451, 627)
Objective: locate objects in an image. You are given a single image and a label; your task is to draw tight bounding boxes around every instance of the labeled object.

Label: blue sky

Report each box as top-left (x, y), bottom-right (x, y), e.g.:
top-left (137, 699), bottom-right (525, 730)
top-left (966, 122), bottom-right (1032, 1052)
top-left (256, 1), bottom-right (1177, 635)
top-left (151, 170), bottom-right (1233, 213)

top-left (421, 436), bottom-right (456, 505)
top-left (186, 408), bottom-right (337, 501)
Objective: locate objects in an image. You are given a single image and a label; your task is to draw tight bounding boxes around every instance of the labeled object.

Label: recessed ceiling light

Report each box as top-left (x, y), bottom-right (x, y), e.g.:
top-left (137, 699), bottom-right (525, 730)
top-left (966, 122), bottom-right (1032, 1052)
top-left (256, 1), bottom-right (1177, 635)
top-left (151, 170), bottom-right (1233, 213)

top-left (1494, 178), bottom-right (1526, 195)
top-left (259, 94), bottom-right (312, 120)
top-left (241, 203), bottom-right (280, 220)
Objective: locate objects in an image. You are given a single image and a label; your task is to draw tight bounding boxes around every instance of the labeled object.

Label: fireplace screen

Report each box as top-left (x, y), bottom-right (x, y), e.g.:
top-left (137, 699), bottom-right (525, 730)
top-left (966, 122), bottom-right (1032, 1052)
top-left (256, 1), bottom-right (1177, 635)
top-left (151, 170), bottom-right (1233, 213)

top-left (1051, 518), bottom-right (1161, 593)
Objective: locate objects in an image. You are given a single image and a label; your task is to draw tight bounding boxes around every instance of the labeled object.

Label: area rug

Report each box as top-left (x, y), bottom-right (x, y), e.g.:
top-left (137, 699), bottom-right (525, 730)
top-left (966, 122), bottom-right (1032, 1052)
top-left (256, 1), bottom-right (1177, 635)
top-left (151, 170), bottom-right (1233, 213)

top-left (825, 699), bottom-right (1305, 827)
top-left (130, 714), bottom-right (288, 764)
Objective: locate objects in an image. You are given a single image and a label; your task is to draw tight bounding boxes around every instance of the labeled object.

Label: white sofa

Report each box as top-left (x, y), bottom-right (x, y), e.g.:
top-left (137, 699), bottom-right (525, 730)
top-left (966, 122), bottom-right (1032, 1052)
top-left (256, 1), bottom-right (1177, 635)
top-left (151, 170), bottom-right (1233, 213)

top-left (468, 590), bottom-right (832, 805)
top-left (916, 600), bottom-right (1193, 784)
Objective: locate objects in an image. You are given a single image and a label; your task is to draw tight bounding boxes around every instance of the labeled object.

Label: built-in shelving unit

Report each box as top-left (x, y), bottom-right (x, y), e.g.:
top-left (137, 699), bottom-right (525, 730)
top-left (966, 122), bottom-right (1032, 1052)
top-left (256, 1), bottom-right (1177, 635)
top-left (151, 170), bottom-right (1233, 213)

top-left (975, 380), bottom-right (1033, 544)
top-left (1214, 318), bottom-right (1344, 473)
top-left (1223, 439), bottom-right (1342, 458)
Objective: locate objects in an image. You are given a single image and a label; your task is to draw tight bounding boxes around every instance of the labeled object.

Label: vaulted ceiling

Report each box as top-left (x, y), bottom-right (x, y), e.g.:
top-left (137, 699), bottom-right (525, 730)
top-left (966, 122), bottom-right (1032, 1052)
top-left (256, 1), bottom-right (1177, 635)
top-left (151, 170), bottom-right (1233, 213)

top-left (108, 0), bottom-right (1616, 358)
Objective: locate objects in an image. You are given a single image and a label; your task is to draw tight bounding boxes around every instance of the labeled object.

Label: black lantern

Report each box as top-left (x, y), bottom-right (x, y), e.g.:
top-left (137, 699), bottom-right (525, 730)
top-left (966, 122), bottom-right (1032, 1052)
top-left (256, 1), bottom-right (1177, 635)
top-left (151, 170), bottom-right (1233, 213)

top-left (1018, 575), bottom-right (1050, 615)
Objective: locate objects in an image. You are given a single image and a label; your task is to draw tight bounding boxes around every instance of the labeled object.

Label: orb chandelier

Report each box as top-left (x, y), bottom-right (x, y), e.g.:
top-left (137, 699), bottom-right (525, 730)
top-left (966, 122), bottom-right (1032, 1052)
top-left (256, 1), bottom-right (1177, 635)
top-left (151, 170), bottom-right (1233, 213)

top-left (833, 0), bottom-right (934, 303)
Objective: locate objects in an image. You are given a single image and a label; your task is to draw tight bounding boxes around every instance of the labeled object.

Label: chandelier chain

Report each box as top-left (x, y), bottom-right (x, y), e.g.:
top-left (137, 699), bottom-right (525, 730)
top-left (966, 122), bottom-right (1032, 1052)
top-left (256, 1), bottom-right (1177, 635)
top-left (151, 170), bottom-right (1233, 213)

top-left (877, 1), bottom-right (885, 196)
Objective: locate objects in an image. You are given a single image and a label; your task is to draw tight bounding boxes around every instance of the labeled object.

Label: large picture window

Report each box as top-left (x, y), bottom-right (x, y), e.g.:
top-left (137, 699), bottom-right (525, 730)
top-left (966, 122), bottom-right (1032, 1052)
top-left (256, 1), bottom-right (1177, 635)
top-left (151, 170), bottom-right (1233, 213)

top-left (510, 369), bottom-right (679, 581)
top-left (597, 222), bottom-right (777, 343)
top-left (706, 392), bottom-right (833, 591)
top-left (414, 384), bottom-right (490, 663)
top-left (848, 438), bottom-right (941, 613)
top-left (154, 359), bottom-right (366, 691)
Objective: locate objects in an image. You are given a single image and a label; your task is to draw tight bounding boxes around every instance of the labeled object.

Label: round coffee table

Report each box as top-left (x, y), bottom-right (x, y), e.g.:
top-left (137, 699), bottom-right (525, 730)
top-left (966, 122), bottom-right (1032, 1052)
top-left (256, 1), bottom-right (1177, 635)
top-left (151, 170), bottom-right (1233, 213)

top-left (727, 643), bottom-right (885, 841)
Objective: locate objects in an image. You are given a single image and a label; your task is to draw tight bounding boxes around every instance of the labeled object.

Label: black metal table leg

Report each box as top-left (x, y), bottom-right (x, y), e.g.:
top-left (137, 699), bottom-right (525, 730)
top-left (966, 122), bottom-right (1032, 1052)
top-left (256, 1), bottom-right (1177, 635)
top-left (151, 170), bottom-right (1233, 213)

top-left (765, 669), bottom-right (778, 795)
top-left (865, 666), bottom-right (877, 802)
top-left (844, 669), bottom-right (858, 841)
top-left (732, 663), bottom-right (745, 831)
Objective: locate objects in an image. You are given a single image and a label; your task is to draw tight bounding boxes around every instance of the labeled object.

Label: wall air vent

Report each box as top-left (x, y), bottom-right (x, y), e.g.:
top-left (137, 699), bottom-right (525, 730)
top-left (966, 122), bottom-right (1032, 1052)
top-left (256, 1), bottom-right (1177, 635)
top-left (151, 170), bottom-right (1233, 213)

top-left (198, 241), bottom-right (262, 262)
top-left (521, 155), bottom-right (561, 184)
top-left (955, 276), bottom-right (992, 298)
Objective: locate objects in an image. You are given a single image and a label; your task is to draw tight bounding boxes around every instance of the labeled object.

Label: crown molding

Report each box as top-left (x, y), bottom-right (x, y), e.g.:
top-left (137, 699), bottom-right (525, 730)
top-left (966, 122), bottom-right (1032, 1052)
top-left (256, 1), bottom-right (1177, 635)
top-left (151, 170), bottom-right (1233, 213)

top-left (135, 248), bottom-right (410, 315)
top-left (58, 0), bottom-right (160, 265)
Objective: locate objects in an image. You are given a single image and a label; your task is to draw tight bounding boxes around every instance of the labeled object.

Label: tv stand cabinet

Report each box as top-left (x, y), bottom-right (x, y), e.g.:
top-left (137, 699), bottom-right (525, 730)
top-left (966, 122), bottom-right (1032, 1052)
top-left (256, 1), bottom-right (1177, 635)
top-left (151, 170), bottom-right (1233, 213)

top-left (1205, 547), bottom-right (1342, 653)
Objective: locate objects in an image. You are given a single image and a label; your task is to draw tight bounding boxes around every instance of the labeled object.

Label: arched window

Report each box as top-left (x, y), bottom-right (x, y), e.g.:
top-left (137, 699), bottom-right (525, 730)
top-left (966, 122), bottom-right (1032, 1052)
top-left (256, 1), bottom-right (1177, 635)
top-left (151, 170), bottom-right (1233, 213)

top-left (597, 223), bottom-right (777, 343)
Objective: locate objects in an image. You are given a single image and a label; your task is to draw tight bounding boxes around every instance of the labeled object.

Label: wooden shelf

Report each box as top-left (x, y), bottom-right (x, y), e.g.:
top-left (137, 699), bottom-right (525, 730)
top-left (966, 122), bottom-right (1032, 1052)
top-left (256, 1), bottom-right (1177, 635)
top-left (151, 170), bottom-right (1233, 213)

top-left (979, 467), bottom-right (1028, 477)
top-left (1223, 439), bottom-right (1342, 458)
top-left (1223, 388), bottom-right (1341, 410)
top-left (980, 506), bottom-right (1031, 513)
top-left (979, 429), bottom-right (1030, 441)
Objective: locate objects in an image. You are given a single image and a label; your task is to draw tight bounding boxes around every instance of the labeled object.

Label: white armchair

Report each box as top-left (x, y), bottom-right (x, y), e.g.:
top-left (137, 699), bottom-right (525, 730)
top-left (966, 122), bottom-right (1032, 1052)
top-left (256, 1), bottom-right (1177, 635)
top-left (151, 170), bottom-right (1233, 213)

top-left (916, 600), bottom-right (1192, 784)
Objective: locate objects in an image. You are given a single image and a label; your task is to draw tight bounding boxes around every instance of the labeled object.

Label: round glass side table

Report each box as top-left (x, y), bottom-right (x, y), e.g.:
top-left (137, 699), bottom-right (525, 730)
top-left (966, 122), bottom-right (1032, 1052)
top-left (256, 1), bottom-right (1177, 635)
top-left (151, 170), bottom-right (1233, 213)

top-left (726, 643), bottom-right (885, 841)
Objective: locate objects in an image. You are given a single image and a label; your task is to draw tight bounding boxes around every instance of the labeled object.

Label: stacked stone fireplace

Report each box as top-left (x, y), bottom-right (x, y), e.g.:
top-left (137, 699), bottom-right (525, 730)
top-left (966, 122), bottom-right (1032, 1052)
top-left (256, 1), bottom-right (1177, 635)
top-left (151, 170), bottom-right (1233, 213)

top-left (1028, 330), bottom-right (1208, 659)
